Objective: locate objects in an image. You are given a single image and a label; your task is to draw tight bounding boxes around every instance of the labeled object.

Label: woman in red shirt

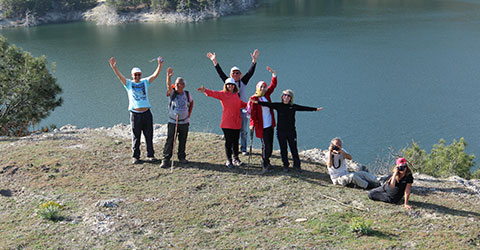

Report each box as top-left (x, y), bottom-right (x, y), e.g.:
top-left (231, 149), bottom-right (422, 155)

top-left (247, 66), bottom-right (277, 172)
top-left (198, 78), bottom-right (247, 168)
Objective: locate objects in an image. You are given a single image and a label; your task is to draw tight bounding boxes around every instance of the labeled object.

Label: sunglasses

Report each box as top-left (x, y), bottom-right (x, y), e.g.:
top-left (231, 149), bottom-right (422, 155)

top-left (232, 72), bottom-right (241, 75)
top-left (282, 94), bottom-right (291, 97)
top-left (134, 73), bottom-right (141, 76)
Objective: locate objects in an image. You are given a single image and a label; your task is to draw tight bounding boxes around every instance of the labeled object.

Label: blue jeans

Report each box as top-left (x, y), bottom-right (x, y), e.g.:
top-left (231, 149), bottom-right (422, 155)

top-left (240, 111), bottom-right (248, 152)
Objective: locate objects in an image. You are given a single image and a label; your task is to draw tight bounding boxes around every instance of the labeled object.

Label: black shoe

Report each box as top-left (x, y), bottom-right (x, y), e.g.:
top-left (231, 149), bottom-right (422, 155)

top-left (293, 167), bottom-right (302, 173)
top-left (226, 160), bottom-right (234, 169)
top-left (179, 159), bottom-right (189, 164)
top-left (132, 157), bottom-right (141, 164)
top-left (366, 182), bottom-right (381, 190)
top-left (160, 160), bottom-right (170, 168)
top-left (147, 157), bottom-right (159, 163)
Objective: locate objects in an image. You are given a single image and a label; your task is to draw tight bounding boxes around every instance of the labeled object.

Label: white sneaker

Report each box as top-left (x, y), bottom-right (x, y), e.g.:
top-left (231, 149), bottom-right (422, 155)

top-left (233, 159), bottom-right (243, 166)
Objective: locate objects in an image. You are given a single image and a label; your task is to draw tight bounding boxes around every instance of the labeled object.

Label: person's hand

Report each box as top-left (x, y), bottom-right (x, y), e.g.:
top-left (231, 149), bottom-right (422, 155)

top-left (328, 144), bottom-right (333, 152)
top-left (167, 67), bottom-right (173, 78)
top-left (317, 107), bottom-right (323, 111)
top-left (266, 66), bottom-right (275, 75)
top-left (251, 49), bottom-right (259, 63)
top-left (197, 85), bottom-right (206, 93)
top-left (157, 56), bottom-right (164, 64)
top-left (206, 52), bottom-right (217, 65)
top-left (404, 204), bottom-right (412, 210)
top-left (249, 125), bottom-right (254, 130)
top-left (109, 57), bottom-right (117, 68)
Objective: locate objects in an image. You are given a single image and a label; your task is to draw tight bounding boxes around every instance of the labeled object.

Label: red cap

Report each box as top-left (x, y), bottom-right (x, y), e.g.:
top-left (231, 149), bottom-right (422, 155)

top-left (396, 158), bottom-right (407, 166)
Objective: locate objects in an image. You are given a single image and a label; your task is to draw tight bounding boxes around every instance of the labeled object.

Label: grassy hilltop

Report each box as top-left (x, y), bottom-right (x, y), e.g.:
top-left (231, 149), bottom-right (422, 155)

top-left (1, 127), bottom-right (479, 249)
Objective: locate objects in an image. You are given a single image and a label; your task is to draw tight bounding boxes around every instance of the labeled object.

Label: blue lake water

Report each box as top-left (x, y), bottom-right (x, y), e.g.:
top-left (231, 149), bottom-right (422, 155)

top-left (1, 0), bottom-right (479, 168)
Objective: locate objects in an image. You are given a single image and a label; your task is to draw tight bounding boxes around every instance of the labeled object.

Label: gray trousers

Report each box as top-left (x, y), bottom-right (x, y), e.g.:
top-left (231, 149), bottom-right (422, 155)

top-left (162, 122), bottom-right (189, 161)
top-left (332, 171), bottom-right (379, 189)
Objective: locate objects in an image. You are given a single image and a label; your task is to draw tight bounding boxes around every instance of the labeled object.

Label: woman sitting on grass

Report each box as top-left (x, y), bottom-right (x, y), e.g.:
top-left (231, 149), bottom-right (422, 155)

top-left (368, 157), bottom-right (413, 210)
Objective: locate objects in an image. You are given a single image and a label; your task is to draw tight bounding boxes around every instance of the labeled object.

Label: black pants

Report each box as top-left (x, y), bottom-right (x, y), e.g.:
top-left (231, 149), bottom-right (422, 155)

top-left (368, 185), bottom-right (396, 203)
top-left (163, 122), bottom-right (189, 161)
top-left (277, 129), bottom-right (300, 169)
top-left (222, 128), bottom-right (240, 161)
top-left (130, 109), bottom-right (154, 159)
top-left (261, 126), bottom-right (274, 167)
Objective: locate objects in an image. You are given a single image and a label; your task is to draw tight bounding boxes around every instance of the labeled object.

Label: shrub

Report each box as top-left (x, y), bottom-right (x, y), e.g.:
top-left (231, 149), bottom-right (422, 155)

top-left (38, 201), bottom-right (63, 221)
top-left (0, 35), bottom-right (62, 136)
top-left (402, 138), bottom-right (476, 179)
top-left (349, 217), bottom-right (373, 236)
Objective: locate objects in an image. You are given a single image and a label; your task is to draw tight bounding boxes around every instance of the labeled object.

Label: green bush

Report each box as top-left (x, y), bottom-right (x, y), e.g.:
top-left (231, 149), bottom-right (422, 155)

top-left (402, 138), bottom-right (476, 179)
top-left (0, 35), bottom-right (63, 136)
top-left (0, 0), bottom-right (96, 18)
top-left (349, 217), bottom-right (373, 236)
top-left (38, 201), bottom-right (63, 221)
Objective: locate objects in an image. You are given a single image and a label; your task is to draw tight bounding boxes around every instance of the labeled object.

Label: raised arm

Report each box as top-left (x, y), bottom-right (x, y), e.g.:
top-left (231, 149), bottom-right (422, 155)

top-left (148, 56), bottom-right (164, 84)
top-left (265, 66), bottom-right (277, 96)
top-left (109, 57), bottom-right (127, 86)
top-left (166, 67), bottom-right (174, 96)
top-left (241, 49), bottom-right (260, 84)
top-left (198, 85), bottom-right (223, 100)
top-left (207, 52), bottom-right (228, 82)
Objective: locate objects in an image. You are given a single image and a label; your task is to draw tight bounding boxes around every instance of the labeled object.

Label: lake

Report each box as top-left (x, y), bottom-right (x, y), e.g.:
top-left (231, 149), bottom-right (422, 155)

top-left (1, 0), bottom-right (479, 167)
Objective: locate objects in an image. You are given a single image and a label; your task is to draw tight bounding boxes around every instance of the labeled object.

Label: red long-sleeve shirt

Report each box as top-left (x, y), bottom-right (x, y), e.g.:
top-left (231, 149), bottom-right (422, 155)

top-left (205, 89), bottom-right (247, 129)
top-left (248, 75), bottom-right (277, 138)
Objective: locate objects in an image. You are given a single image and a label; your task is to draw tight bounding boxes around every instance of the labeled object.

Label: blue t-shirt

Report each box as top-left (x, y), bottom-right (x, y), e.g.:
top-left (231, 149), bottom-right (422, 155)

top-left (124, 78), bottom-right (151, 111)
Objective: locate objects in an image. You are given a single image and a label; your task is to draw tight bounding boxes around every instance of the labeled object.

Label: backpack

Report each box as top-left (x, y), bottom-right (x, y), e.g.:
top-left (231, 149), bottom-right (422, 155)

top-left (169, 90), bottom-right (191, 109)
top-left (168, 90), bottom-right (191, 121)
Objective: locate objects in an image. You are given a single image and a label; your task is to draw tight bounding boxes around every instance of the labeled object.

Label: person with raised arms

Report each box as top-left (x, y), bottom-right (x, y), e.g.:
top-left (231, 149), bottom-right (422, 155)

top-left (197, 78), bottom-right (247, 168)
top-left (109, 56), bottom-right (164, 164)
top-left (160, 67), bottom-right (194, 168)
top-left (247, 66), bottom-right (277, 173)
top-left (206, 49), bottom-right (260, 156)
top-left (255, 89), bottom-right (323, 172)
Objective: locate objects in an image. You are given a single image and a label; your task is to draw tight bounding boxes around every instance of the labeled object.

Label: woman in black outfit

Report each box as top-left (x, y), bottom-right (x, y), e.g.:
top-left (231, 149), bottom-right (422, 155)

top-left (368, 157), bottom-right (413, 210)
top-left (256, 89), bottom-right (322, 172)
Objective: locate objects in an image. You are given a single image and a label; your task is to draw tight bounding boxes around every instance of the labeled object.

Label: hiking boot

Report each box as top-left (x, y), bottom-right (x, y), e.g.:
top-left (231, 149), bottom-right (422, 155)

top-left (225, 160), bottom-right (234, 169)
top-left (132, 157), bottom-right (141, 164)
top-left (179, 159), bottom-right (189, 164)
top-left (233, 159), bottom-right (243, 166)
top-left (147, 157), bottom-right (159, 163)
top-left (160, 160), bottom-right (170, 169)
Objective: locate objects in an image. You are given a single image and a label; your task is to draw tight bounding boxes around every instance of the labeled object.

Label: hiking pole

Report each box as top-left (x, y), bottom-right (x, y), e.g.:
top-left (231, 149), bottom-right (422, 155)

top-left (247, 126), bottom-right (254, 173)
top-left (171, 114), bottom-right (179, 173)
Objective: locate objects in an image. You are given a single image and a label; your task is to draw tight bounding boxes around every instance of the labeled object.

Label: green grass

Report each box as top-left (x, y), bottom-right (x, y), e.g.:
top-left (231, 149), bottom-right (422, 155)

top-left (1, 130), bottom-right (480, 249)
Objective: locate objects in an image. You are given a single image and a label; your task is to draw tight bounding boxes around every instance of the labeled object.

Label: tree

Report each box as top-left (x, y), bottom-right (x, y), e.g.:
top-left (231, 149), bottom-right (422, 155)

top-left (402, 138), bottom-right (476, 179)
top-left (0, 35), bottom-right (62, 136)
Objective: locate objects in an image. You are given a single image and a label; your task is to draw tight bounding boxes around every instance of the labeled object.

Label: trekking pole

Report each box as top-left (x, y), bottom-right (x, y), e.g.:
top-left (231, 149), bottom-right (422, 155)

top-left (247, 126), bottom-right (254, 173)
top-left (171, 114), bottom-right (179, 173)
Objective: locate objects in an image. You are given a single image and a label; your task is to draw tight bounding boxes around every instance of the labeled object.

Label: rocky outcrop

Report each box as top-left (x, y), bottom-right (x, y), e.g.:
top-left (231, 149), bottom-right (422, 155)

top-left (1, 0), bottom-right (257, 28)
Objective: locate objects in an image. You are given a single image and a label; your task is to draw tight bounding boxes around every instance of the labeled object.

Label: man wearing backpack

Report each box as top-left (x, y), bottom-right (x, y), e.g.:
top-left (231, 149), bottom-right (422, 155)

top-left (160, 67), bottom-right (194, 168)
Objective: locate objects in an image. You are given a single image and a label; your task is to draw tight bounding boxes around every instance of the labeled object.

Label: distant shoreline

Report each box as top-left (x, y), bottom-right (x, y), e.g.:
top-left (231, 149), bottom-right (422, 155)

top-left (0, 0), bottom-right (257, 28)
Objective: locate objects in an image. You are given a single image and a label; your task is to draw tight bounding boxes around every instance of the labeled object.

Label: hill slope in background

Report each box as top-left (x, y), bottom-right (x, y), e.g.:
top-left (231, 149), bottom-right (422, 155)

top-left (1, 125), bottom-right (479, 249)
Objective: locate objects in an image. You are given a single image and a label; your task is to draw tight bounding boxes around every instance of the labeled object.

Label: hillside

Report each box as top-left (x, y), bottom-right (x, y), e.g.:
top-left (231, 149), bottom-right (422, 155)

top-left (1, 125), bottom-right (479, 249)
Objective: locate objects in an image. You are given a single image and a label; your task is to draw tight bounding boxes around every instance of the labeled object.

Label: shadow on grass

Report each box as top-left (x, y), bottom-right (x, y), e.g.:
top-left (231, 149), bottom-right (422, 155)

top-left (411, 186), bottom-right (479, 196)
top-left (170, 158), bottom-right (332, 187)
top-left (409, 200), bottom-right (480, 217)
top-left (0, 189), bottom-right (13, 197)
top-left (365, 229), bottom-right (396, 240)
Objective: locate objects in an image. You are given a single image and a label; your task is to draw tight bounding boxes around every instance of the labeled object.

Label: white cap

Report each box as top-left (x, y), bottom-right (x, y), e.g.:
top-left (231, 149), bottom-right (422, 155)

top-left (225, 78), bottom-right (236, 85)
top-left (131, 67), bottom-right (142, 74)
top-left (230, 66), bottom-right (241, 73)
